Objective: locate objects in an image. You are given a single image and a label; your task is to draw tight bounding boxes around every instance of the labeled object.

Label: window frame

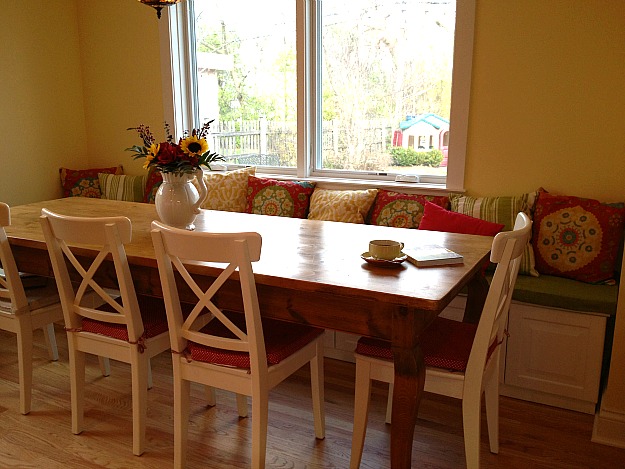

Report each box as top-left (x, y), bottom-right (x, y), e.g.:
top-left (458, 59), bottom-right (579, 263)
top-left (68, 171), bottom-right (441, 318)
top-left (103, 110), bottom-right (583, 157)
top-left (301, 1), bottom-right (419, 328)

top-left (159, 0), bottom-right (475, 191)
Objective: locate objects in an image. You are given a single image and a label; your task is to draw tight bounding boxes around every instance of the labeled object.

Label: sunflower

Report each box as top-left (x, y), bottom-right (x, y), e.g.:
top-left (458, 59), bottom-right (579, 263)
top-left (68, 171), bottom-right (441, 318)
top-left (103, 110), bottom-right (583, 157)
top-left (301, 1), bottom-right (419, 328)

top-left (143, 143), bottom-right (159, 168)
top-left (180, 135), bottom-right (209, 156)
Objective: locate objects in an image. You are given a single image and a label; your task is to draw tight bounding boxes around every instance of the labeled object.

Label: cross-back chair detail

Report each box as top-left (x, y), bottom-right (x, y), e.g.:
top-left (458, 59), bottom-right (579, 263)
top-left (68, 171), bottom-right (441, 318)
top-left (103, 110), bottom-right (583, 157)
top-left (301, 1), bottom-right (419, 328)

top-left (151, 220), bottom-right (325, 469)
top-left (40, 208), bottom-right (170, 456)
top-left (350, 212), bottom-right (532, 469)
top-left (0, 202), bottom-right (62, 414)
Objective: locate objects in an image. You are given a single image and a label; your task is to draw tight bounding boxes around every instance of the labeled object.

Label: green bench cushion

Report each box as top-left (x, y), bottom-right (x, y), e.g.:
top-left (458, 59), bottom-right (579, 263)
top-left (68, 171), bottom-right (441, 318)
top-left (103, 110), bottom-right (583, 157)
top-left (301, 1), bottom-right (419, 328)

top-left (511, 274), bottom-right (618, 316)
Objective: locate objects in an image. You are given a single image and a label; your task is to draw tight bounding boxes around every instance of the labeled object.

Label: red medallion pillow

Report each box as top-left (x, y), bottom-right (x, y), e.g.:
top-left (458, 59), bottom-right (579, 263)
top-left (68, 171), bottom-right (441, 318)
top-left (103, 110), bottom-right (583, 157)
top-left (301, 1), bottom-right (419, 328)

top-left (419, 201), bottom-right (505, 236)
top-left (143, 168), bottom-right (163, 204)
top-left (368, 190), bottom-right (449, 229)
top-left (532, 191), bottom-right (625, 284)
top-left (245, 176), bottom-right (316, 218)
top-left (59, 165), bottom-right (123, 198)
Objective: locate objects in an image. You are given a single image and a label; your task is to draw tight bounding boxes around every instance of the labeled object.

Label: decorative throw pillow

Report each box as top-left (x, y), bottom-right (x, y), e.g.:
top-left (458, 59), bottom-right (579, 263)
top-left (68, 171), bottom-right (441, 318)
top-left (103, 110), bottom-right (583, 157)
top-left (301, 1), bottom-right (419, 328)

top-left (98, 173), bottom-right (147, 203)
top-left (532, 191), bottom-right (625, 284)
top-left (59, 166), bottom-right (123, 198)
top-left (201, 167), bottom-right (256, 212)
top-left (449, 191), bottom-right (539, 277)
top-left (307, 189), bottom-right (378, 224)
top-left (245, 176), bottom-right (316, 218)
top-left (143, 169), bottom-right (163, 204)
top-left (368, 190), bottom-right (449, 228)
top-left (419, 201), bottom-right (505, 236)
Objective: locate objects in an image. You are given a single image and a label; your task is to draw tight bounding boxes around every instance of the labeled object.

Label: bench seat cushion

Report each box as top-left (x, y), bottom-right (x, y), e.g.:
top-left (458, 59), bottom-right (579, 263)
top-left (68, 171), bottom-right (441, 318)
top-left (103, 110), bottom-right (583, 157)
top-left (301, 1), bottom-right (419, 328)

top-left (510, 274), bottom-right (618, 316)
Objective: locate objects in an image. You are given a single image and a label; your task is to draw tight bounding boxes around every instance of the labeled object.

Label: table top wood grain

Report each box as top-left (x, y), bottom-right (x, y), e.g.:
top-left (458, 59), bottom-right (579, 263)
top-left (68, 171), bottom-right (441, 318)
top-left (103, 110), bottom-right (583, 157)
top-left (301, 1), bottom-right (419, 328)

top-left (6, 197), bottom-right (492, 314)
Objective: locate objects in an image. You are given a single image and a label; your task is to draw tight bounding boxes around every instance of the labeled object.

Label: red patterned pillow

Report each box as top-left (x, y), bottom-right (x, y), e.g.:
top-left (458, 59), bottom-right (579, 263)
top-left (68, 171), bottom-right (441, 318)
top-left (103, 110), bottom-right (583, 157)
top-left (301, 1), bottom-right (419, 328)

top-left (245, 176), bottom-right (316, 218)
top-left (59, 165), bottom-right (123, 198)
top-left (533, 191), bottom-right (625, 283)
top-left (419, 201), bottom-right (505, 236)
top-left (143, 168), bottom-right (163, 204)
top-left (368, 189), bottom-right (449, 229)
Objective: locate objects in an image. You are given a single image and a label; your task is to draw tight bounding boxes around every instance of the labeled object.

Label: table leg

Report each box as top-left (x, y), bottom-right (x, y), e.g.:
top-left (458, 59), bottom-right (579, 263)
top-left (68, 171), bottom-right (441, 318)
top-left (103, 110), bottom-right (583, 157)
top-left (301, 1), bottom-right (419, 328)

top-left (464, 271), bottom-right (489, 324)
top-left (391, 307), bottom-right (430, 468)
top-left (391, 344), bottom-right (425, 468)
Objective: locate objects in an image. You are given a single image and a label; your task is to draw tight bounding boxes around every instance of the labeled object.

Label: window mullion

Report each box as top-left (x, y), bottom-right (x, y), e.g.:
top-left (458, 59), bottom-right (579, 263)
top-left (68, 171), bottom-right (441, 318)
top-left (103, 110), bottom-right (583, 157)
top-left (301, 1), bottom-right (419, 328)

top-left (159, 2), bottom-right (195, 139)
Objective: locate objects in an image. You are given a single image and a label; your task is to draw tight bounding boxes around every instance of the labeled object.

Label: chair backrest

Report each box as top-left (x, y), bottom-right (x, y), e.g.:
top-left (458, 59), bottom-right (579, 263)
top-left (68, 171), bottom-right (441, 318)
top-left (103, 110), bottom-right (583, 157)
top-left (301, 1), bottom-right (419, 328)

top-left (465, 212), bottom-right (532, 382)
top-left (150, 220), bottom-right (265, 370)
top-left (39, 208), bottom-right (145, 341)
top-left (0, 202), bottom-right (29, 312)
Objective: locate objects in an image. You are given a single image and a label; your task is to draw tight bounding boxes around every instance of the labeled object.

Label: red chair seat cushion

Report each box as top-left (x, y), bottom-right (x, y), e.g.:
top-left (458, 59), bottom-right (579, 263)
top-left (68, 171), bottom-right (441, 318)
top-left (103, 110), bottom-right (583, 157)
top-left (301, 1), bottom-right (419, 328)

top-left (81, 295), bottom-right (169, 341)
top-left (356, 317), bottom-right (480, 372)
top-left (187, 311), bottom-right (324, 369)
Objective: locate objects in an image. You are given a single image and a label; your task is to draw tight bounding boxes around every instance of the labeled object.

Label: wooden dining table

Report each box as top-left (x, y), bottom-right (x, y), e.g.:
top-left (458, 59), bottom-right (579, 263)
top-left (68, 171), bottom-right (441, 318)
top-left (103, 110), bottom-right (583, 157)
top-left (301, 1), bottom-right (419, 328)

top-left (5, 197), bottom-right (493, 468)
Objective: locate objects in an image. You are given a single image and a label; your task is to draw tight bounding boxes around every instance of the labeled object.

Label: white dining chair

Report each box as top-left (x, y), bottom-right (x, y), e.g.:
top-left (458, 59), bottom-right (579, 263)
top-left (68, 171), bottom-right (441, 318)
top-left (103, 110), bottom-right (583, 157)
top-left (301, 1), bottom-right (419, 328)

top-left (40, 208), bottom-right (171, 456)
top-left (0, 202), bottom-right (64, 415)
top-left (150, 220), bottom-right (325, 469)
top-left (350, 212), bottom-right (532, 469)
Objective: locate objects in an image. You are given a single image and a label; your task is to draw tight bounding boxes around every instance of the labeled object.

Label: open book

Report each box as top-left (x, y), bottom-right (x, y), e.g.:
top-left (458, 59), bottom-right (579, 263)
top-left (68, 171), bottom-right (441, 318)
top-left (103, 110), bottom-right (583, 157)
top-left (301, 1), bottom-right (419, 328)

top-left (404, 244), bottom-right (464, 267)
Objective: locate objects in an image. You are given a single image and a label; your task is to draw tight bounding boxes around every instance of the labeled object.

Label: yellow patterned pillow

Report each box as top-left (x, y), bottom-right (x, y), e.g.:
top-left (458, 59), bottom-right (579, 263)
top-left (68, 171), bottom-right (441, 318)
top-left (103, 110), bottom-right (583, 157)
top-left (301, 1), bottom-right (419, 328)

top-left (201, 167), bottom-right (256, 212)
top-left (308, 189), bottom-right (378, 224)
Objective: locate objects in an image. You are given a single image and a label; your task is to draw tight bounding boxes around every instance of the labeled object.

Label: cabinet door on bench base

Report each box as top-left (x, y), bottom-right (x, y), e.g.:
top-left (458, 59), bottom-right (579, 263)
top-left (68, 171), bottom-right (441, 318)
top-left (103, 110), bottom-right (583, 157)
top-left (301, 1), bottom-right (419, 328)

top-left (502, 302), bottom-right (608, 414)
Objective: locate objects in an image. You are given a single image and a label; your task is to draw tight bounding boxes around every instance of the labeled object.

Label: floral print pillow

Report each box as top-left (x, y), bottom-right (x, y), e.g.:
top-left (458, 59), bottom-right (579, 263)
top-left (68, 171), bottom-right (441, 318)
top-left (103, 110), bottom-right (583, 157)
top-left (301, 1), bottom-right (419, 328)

top-left (532, 190), bottom-right (625, 284)
top-left (245, 176), bottom-right (316, 218)
top-left (368, 189), bottom-right (449, 228)
top-left (59, 166), bottom-right (123, 198)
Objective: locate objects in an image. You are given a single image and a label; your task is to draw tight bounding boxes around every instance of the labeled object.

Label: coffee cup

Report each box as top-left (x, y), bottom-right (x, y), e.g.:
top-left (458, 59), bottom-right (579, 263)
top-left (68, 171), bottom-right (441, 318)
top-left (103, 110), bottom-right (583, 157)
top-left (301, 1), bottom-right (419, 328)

top-left (369, 239), bottom-right (404, 260)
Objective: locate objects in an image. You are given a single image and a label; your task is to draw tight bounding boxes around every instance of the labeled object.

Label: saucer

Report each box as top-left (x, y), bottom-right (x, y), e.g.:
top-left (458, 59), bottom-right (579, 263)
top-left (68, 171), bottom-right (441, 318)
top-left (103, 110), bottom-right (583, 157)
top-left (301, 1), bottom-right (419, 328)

top-left (361, 251), bottom-right (407, 266)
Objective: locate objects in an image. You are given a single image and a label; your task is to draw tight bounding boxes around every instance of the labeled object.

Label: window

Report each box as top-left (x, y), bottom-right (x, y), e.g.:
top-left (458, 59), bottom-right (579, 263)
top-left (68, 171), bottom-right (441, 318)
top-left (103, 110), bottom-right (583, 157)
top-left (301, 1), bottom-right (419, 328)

top-left (161, 0), bottom-right (474, 189)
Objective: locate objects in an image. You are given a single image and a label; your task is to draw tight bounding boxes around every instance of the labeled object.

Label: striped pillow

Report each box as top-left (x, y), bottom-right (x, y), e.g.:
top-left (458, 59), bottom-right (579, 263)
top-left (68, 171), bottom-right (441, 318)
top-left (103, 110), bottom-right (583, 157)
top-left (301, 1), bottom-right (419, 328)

top-left (98, 173), bottom-right (147, 202)
top-left (449, 192), bottom-right (539, 277)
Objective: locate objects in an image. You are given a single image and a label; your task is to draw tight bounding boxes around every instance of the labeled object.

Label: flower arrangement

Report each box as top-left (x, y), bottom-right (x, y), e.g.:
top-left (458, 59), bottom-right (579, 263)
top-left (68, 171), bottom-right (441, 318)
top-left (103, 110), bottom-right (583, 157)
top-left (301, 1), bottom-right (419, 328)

top-left (126, 120), bottom-right (224, 174)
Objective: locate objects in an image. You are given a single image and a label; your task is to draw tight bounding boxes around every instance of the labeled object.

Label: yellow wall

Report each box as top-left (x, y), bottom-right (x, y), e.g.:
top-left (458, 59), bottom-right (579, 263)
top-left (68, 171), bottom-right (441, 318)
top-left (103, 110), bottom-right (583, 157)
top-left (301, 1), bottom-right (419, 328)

top-left (76, 1), bottom-right (163, 174)
top-left (467, 0), bottom-right (625, 201)
top-left (0, 0), bottom-right (86, 205)
top-left (1, 0), bottom-right (624, 204)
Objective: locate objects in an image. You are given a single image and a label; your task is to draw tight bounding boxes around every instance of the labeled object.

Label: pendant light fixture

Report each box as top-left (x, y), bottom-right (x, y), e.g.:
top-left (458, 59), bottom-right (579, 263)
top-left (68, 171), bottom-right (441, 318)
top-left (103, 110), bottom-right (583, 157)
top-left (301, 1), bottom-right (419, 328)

top-left (138, 0), bottom-right (181, 19)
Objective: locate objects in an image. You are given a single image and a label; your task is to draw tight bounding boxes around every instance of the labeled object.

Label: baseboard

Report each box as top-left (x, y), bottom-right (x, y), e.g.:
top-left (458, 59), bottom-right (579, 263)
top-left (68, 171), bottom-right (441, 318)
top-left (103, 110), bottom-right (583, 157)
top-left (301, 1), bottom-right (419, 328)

top-left (592, 406), bottom-right (625, 449)
top-left (500, 383), bottom-right (597, 414)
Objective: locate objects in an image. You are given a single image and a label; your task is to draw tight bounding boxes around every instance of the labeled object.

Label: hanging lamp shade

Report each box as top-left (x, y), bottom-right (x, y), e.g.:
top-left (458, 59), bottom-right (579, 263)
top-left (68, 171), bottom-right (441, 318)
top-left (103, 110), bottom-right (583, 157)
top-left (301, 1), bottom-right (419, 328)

top-left (138, 0), bottom-right (181, 19)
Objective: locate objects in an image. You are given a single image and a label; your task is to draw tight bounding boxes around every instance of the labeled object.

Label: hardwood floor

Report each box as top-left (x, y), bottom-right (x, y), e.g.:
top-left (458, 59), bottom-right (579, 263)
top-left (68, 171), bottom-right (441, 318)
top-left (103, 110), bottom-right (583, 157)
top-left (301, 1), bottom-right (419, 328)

top-left (1, 325), bottom-right (624, 468)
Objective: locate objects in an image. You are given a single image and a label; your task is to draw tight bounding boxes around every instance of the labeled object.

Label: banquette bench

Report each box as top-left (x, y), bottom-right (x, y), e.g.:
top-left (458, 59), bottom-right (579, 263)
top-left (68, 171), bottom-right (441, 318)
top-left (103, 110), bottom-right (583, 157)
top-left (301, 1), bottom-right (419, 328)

top-left (60, 165), bottom-right (624, 414)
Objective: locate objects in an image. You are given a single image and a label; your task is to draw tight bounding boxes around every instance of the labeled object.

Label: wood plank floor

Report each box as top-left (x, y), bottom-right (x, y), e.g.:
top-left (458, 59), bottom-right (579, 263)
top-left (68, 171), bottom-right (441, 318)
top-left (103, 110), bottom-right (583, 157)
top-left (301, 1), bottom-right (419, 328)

top-left (1, 326), bottom-right (624, 468)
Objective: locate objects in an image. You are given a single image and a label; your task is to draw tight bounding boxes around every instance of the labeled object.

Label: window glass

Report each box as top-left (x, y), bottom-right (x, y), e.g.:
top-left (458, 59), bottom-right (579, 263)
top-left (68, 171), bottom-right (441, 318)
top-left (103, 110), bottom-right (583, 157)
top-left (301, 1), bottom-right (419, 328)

top-left (193, 0), bottom-right (296, 168)
top-left (168, 0), bottom-right (472, 187)
top-left (318, 0), bottom-right (454, 179)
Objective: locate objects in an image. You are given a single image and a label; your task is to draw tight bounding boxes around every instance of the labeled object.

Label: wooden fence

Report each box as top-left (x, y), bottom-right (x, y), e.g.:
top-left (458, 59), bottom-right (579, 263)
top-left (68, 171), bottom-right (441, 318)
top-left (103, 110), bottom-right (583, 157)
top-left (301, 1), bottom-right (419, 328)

top-left (210, 118), bottom-right (394, 168)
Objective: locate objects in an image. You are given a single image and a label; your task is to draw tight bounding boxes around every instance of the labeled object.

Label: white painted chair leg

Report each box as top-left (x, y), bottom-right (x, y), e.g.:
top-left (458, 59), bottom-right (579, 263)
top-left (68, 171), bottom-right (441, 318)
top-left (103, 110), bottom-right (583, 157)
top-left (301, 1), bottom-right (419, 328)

top-left (173, 362), bottom-right (190, 469)
top-left (147, 359), bottom-right (153, 390)
top-left (236, 393), bottom-right (248, 418)
top-left (70, 346), bottom-right (86, 435)
top-left (462, 390), bottom-right (482, 469)
top-left (251, 389), bottom-right (269, 469)
top-left (205, 386), bottom-right (216, 407)
top-left (484, 372), bottom-right (500, 454)
top-left (130, 352), bottom-right (149, 456)
top-left (98, 356), bottom-right (111, 377)
top-left (43, 323), bottom-right (59, 361)
top-left (310, 341), bottom-right (326, 439)
top-left (350, 358), bottom-right (373, 469)
top-left (385, 382), bottom-right (394, 424)
top-left (16, 325), bottom-right (34, 415)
